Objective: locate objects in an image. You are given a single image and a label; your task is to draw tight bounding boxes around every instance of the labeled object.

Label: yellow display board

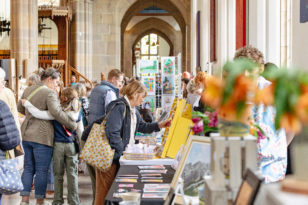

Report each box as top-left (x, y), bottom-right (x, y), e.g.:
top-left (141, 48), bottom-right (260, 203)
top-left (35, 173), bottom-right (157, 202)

top-left (166, 104), bottom-right (193, 158)
top-left (160, 99), bottom-right (192, 158)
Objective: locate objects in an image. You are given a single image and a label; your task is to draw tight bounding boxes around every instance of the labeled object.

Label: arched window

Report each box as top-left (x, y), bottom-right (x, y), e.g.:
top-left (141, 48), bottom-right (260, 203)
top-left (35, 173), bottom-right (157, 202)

top-left (38, 0), bottom-right (60, 7)
top-left (136, 33), bottom-right (159, 61)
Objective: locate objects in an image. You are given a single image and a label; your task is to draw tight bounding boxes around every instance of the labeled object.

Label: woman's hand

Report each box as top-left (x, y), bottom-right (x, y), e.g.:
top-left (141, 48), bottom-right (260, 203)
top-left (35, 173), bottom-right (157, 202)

top-left (21, 99), bottom-right (27, 106)
top-left (158, 119), bottom-right (172, 129)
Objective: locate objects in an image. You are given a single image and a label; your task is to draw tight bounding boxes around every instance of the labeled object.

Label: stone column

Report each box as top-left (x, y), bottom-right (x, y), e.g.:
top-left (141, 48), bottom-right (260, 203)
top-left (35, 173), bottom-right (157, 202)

top-left (85, 0), bottom-right (93, 79)
top-left (227, 0), bottom-right (236, 59)
top-left (190, 0), bottom-right (197, 76)
top-left (69, 0), bottom-right (93, 79)
top-left (248, 0), bottom-right (266, 57)
top-left (216, 0), bottom-right (228, 70)
top-left (200, 0), bottom-right (211, 73)
top-left (10, 0), bottom-right (38, 78)
top-left (215, 0), bottom-right (235, 72)
top-left (280, 0), bottom-right (291, 66)
top-left (266, 0), bottom-right (281, 66)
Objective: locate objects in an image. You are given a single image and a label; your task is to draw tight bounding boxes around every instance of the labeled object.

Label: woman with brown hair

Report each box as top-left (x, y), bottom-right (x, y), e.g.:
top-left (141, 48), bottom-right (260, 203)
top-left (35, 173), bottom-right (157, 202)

top-left (92, 80), bottom-right (171, 204)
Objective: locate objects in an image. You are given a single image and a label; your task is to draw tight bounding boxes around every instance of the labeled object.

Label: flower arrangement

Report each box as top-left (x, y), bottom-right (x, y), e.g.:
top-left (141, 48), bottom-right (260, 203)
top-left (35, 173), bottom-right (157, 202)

top-left (255, 68), bottom-right (308, 134)
top-left (191, 107), bottom-right (218, 135)
top-left (201, 58), bottom-right (258, 124)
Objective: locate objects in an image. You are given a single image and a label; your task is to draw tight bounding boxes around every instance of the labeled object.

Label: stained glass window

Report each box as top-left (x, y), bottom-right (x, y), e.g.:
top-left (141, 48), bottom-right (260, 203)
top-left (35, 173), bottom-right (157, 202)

top-left (137, 33), bottom-right (159, 60)
top-left (38, 0), bottom-right (60, 6)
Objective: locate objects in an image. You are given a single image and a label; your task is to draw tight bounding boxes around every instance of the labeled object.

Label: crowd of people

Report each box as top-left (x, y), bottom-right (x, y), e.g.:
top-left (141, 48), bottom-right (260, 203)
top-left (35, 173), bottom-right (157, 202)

top-left (0, 45), bottom-right (295, 205)
top-left (0, 66), bottom-right (170, 205)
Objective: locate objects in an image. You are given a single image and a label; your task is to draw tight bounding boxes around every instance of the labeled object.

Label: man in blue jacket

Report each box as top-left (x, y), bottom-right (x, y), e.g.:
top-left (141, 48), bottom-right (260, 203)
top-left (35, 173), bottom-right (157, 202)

top-left (88, 69), bottom-right (124, 125)
top-left (86, 68), bottom-right (124, 204)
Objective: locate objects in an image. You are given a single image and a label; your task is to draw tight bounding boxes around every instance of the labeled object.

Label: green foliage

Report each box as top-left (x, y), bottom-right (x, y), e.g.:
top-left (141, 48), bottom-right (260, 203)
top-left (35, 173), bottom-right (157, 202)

top-left (262, 68), bottom-right (308, 129)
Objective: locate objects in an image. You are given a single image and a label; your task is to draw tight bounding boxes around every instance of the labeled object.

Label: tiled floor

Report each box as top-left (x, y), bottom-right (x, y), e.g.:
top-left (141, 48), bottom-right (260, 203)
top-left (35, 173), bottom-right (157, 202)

top-left (2, 174), bottom-right (93, 205)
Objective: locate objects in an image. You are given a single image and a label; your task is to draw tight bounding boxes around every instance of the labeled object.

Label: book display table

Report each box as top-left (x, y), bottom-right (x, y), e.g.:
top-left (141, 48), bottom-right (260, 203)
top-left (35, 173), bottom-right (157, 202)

top-left (105, 165), bottom-right (175, 205)
top-left (119, 156), bottom-right (174, 166)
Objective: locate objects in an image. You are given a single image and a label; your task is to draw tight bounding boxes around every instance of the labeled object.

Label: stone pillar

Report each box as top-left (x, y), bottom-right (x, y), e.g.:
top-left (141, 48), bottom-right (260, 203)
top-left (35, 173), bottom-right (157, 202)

top-left (280, 0), bottom-right (291, 66)
top-left (227, 0), bottom-right (236, 59)
top-left (216, 0), bottom-right (228, 70)
top-left (215, 0), bottom-right (235, 71)
top-left (69, 0), bottom-right (93, 79)
top-left (85, 0), bottom-right (93, 79)
top-left (200, 0), bottom-right (211, 73)
top-left (10, 0), bottom-right (38, 78)
top-left (266, 0), bottom-right (281, 66)
top-left (248, 0), bottom-right (266, 57)
top-left (190, 0), bottom-right (197, 76)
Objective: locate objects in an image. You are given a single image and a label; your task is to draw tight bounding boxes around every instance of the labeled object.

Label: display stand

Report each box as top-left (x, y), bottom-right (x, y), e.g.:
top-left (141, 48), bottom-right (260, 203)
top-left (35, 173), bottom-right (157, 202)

top-left (159, 99), bottom-right (193, 159)
top-left (204, 135), bottom-right (258, 205)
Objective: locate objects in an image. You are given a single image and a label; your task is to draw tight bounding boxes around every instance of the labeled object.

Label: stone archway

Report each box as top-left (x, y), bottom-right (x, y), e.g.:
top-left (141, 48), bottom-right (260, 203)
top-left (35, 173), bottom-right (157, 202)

top-left (120, 0), bottom-right (189, 76)
top-left (123, 17), bottom-right (181, 76)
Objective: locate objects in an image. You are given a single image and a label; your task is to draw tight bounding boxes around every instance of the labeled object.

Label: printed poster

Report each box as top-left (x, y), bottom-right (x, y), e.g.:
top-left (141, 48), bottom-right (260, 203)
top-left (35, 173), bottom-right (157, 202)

top-left (142, 76), bottom-right (156, 95)
top-left (138, 60), bottom-right (158, 75)
top-left (143, 96), bottom-right (155, 112)
top-left (162, 76), bottom-right (175, 95)
top-left (162, 95), bottom-right (175, 112)
top-left (161, 57), bottom-right (176, 75)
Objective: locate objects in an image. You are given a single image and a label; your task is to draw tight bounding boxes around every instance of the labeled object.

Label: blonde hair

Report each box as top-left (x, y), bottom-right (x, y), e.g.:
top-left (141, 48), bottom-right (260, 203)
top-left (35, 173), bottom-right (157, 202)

top-left (194, 71), bottom-right (207, 86)
top-left (61, 87), bottom-right (81, 112)
top-left (121, 80), bottom-right (147, 99)
top-left (72, 83), bottom-right (86, 97)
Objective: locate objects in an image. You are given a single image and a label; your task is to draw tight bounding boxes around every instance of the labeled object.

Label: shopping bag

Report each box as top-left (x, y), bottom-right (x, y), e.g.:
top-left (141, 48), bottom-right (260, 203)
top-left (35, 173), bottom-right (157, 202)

top-left (0, 157), bottom-right (24, 194)
top-left (80, 122), bottom-right (114, 172)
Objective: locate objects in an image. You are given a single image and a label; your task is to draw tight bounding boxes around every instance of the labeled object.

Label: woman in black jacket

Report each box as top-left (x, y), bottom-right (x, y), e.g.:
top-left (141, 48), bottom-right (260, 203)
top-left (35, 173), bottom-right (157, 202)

top-left (94, 80), bottom-right (171, 204)
top-left (0, 100), bottom-right (21, 204)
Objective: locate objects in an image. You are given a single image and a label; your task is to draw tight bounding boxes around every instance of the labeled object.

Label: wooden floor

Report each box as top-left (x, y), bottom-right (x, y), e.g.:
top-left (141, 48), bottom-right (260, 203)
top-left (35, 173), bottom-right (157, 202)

top-left (2, 174), bottom-right (93, 205)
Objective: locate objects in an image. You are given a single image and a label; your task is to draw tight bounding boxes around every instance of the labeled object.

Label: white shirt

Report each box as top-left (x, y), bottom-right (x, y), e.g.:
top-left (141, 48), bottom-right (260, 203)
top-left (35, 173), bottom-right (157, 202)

top-left (105, 90), bottom-right (117, 109)
top-left (124, 96), bottom-right (137, 145)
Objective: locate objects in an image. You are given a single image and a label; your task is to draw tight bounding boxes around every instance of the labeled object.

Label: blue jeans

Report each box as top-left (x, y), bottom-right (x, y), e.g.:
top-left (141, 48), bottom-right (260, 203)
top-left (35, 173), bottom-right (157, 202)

top-left (47, 162), bottom-right (54, 191)
top-left (21, 141), bottom-right (53, 199)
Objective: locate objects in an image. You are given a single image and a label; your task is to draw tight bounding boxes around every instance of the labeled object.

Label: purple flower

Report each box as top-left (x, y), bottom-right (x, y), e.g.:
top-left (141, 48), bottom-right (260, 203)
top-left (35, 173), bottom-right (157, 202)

top-left (257, 130), bottom-right (266, 143)
top-left (192, 121), bottom-right (204, 134)
top-left (192, 117), bottom-right (202, 123)
top-left (208, 111), bottom-right (218, 127)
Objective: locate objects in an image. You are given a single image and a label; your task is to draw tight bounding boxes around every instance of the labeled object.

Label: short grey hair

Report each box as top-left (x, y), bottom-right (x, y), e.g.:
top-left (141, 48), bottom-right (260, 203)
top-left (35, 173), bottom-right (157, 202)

top-left (40, 68), bottom-right (60, 81)
top-left (0, 67), bottom-right (5, 80)
top-left (27, 73), bottom-right (41, 86)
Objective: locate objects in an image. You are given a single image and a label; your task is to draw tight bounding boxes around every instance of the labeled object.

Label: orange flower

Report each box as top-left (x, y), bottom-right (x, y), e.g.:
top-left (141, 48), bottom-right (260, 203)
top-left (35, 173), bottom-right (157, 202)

top-left (254, 84), bottom-right (274, 105)
top-left (201, 76), bottom-right (224, 108)
top-left (230, 75), bottom-right (256, 103)
top-left (296, 93), bottom-right (308, 124)
top-left (280, 113), bottom-right (301, 134)
top-left (219, 101), bottom-right (252, 124)
top-left (300, 84), bottom-right (308, 94)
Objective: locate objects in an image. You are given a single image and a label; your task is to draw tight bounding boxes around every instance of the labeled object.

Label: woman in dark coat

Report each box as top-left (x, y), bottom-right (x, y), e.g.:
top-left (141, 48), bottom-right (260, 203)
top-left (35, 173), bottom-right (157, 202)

top-left (93, 80), bottom-right (171, 204)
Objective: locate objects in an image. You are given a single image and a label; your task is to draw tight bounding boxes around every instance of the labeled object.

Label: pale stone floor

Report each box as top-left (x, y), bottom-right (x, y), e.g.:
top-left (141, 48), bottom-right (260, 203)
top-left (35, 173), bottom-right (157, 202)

top-left (2, 174), bottom-right (93, 205)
